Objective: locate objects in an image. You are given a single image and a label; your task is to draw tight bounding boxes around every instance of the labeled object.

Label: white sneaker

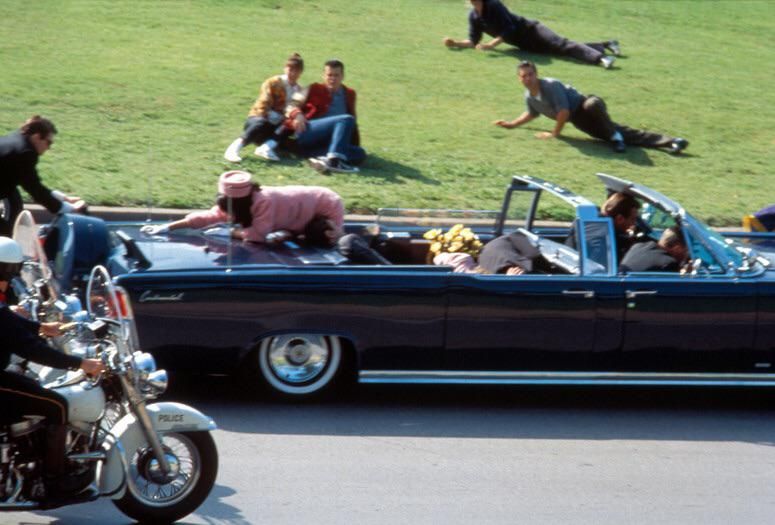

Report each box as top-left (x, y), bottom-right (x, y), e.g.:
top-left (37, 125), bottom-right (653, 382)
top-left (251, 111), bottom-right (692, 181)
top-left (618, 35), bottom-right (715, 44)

top-left (607, 40), bottom-right (621, 56)
top-left (600, 55), bottom-right (616, 69)
top-left (224, 138), bottom-right (243, 163)
top-left (308, 156), bottom-right (330, 173)
top-left (255, 143), bottom-right (280, 162)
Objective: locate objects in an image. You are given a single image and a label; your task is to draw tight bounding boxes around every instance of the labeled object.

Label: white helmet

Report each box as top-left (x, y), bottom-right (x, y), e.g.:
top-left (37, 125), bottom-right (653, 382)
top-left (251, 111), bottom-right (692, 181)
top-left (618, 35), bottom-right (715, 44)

top-left (0, 237), bottom-right (23, 281)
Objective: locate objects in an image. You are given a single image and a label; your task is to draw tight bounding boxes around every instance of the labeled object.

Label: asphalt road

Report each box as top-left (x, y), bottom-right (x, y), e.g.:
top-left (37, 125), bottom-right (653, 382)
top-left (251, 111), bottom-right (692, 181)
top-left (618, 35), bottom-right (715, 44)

top-left (8, 379), bottom-right (775, 525)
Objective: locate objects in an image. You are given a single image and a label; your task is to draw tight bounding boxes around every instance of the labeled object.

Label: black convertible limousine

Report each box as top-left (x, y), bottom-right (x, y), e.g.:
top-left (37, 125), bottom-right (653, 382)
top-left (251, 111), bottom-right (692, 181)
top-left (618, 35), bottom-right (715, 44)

top-left (34, 173), bottom-right (775, 397)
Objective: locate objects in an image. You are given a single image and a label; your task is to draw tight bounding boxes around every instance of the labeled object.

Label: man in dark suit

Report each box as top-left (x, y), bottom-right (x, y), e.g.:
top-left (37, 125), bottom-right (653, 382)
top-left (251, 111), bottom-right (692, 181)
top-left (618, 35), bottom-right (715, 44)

top-left (619, 226), bottom-right (689, 273)
top-left (0, 116), bottom-right (85, 235)
top-left (479, 230), bottom-right (540, 275)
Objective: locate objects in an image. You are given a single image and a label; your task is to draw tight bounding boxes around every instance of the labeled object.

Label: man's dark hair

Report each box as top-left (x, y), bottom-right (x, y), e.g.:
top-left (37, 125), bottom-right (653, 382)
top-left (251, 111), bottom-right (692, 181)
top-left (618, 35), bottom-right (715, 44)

top-left (286, 52), bottom-right (304, 71)
top-left (517, 60), bottom-right (537, 74)
top-left (216, 183), bottom-right (260, 228)
top-left (324, 59), bottom-right (345, 74)
top-left (304, 215), bottom-right (335, 248)
top-left (659, 226), bottom-right (686, 249)
top-left (602, 192), bottom-right (640, 220)
top-left (20, 115), bottom-right (57, 137)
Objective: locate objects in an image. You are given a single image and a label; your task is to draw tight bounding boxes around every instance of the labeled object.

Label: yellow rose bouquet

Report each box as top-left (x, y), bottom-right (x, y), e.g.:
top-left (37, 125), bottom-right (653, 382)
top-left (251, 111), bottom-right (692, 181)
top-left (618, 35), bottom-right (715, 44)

top-left (423, 224), bottom-right (483, 260)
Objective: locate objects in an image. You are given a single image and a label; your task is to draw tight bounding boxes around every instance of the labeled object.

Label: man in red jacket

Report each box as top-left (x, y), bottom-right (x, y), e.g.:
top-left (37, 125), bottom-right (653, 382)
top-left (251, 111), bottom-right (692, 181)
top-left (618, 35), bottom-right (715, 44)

top-left (286, 60), bottom-right (366, 174)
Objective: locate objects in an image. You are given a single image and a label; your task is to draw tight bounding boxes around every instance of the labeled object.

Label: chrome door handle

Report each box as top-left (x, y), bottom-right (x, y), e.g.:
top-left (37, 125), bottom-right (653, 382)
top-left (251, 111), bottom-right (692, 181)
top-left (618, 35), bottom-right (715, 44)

top-left (562, 290), bottom-right (595, 298)
top-left (626, 290), bottom-right (658, 299)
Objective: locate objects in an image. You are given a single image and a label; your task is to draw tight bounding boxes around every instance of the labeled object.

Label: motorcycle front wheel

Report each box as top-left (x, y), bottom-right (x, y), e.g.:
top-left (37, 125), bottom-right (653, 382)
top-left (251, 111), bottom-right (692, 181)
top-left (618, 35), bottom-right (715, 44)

top-left (114, 430), bottom-right (218, 523)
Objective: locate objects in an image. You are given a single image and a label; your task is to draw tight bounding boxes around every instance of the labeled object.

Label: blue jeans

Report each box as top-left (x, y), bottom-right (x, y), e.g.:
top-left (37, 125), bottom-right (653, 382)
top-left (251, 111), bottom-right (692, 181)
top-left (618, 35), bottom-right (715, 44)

top-left (295, 114), bottom-right (366, 165)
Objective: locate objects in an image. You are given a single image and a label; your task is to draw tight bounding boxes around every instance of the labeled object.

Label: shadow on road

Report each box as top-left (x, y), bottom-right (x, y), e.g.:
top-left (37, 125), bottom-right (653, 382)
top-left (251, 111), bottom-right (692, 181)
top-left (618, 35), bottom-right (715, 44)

top-left (166, 374), bottom-right (775, 445)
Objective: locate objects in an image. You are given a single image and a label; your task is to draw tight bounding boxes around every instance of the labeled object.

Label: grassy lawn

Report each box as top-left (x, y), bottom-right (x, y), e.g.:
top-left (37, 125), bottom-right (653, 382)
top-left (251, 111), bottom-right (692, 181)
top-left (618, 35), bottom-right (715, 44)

top-left (1, 0), bottom-right (772, 224)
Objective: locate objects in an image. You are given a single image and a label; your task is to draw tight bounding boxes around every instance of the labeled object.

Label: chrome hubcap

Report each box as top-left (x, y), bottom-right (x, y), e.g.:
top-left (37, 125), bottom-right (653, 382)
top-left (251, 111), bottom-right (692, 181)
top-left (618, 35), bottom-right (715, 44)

top-left (128, 433), bottom-right (201, 506)
top-left (145, 452), bottom-right (181, 484)
top-left (267, 335), bottom-right (330, 384)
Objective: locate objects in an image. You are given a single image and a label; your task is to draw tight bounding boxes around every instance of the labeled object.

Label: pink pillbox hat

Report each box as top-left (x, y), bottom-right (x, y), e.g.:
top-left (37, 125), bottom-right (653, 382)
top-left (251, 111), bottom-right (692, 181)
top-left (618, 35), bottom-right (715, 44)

top-left (218, 171), bottom-right (254, 198)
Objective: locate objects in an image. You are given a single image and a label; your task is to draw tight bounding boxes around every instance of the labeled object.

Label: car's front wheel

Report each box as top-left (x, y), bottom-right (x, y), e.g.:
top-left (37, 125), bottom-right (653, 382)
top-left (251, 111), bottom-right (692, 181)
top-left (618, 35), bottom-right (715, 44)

top-left (256, 334), bottom-right (344, 397)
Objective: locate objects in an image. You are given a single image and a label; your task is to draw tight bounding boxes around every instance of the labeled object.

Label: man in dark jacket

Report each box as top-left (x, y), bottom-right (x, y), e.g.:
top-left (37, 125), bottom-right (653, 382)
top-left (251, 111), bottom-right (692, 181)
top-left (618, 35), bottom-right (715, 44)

top-left (0, 116), bottom-right (85, 235)
top-left (0, 237), bottom-right (103, 496)
top-left (619, 227), bottom-right (689, 273)
top-left (565, 192), bottom-right (641, 263)
top-left (443, 0), bottom-right (619, 68)
top-left (479, 230), bottom-right (540, 275)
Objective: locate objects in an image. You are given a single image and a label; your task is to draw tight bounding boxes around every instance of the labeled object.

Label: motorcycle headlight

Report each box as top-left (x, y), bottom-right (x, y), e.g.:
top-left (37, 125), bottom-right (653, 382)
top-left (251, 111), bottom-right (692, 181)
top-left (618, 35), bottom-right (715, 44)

top-left (142, 369), bottom-right (168, 398)
top-left (132, 351), bottom-right (156, 378)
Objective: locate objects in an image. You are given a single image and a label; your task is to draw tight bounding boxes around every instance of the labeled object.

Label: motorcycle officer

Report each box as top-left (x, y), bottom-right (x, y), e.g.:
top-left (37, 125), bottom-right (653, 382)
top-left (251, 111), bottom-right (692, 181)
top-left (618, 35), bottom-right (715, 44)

top-left (0, 236), bottom-right (104, 497)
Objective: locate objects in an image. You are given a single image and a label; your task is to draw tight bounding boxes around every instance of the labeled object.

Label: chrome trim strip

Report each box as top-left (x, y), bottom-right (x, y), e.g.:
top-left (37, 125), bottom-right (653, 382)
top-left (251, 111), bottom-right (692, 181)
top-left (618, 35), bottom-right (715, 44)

top-left (359, 370), bottom-right (775, 387)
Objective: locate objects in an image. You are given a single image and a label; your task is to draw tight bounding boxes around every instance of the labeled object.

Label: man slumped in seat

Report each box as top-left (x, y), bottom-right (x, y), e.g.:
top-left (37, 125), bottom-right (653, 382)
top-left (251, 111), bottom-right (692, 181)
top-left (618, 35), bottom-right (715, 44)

top-left (619, 226), bottom-right (689, 273)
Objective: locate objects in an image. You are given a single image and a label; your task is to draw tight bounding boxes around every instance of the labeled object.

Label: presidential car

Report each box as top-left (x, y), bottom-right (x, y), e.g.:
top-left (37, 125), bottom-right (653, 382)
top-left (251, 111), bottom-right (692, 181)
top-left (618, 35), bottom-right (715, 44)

top-left (39, 173), bottom-right (775, 397)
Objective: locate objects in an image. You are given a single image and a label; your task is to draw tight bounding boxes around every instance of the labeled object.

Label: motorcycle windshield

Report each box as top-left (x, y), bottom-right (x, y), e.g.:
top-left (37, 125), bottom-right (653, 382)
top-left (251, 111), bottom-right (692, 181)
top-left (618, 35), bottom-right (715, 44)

top-left (86, 265), bottom-right (124, 325)
top-left (12, 210), bottom-right (59, 297)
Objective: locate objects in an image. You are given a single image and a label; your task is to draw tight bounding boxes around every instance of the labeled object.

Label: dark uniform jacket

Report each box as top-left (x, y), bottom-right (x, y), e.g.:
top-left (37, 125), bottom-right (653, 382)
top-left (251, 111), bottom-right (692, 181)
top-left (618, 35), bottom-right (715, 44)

top-left (619, 241), bottom-right (679, 273)
top-left (0, 304), bottom-right (82, 371)
top-left (468, 0), bottom-right (532, 46)
top-left (0, 131), bottom-right (62, 213)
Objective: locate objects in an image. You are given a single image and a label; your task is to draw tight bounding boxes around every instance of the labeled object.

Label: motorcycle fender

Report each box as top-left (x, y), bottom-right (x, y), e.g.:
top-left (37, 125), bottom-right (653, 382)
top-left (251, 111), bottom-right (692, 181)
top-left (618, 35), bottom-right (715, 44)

top-left (98, 402), bottom-right (217, 498)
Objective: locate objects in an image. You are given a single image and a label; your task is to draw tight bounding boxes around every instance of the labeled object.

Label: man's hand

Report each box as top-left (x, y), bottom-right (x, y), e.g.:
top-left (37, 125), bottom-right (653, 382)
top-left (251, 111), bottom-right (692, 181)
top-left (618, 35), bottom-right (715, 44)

top-left (442, 37), bottom-right (455, 47)
top-left (535, 131), bottom-right (555, 140)
top-left (39, 322), bottom-right (65, 338)
top-left (506, 266), bottom-right (526, 276)
top-left (493, 120), bottom-right (516, 129)
top-left (71, 199), bottom-right (87, 213)
top-left (10, 305), bottom-right (30, 318)
top-left (80, 358), bottom-right (106, 377)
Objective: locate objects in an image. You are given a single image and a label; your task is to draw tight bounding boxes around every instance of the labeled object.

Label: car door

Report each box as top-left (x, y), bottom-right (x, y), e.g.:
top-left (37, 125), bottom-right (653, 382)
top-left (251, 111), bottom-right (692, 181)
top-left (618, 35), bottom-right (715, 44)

top-left (619, 272), bottom-right (756, 372)
top-left (445, 272), bottom-right (626, 372)
top-left (445, 219), bottom-right (624, 372)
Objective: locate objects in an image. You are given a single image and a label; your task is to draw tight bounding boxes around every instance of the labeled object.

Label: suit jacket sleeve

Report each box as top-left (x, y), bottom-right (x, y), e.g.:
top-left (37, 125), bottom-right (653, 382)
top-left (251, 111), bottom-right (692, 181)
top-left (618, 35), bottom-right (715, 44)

top-left (0, 307), bottom-right (82, 370)
top-left (17, 153), bottom-right (62, 213)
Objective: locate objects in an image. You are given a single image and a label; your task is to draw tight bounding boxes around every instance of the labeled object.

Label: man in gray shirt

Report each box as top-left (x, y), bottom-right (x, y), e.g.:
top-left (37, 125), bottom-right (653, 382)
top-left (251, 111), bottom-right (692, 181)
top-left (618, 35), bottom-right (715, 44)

top-left (494, 61), bottom-right (688, 154)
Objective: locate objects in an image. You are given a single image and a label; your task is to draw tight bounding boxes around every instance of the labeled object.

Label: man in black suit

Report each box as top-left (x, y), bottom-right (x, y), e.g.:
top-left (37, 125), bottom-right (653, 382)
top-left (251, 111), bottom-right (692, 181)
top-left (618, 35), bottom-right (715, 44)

top-left (479, 230), bottom-right (540, 275)
top-left (0, 116), bottom-right (85, 235)
top-left (619, 226), bottom-right (689, 273)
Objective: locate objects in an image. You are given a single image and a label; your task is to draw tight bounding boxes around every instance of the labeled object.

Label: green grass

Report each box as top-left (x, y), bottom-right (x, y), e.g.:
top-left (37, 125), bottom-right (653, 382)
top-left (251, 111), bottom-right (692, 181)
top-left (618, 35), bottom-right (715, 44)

top-left (2, 0), bottom-right (773, 224)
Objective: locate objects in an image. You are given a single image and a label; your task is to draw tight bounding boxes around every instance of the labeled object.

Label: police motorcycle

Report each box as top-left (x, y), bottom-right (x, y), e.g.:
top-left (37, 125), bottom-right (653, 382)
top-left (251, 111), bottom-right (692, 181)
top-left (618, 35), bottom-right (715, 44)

top-left (1, 236), bottom-right (219, 521)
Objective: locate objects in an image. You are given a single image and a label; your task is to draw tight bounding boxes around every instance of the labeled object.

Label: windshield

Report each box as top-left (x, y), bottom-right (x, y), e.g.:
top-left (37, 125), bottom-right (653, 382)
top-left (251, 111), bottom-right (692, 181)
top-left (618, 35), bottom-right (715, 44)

top-left (12, 210), bottom-right (58, 296)
top-left (87, 265), bottom-right (124, 324)
top-left (684, 213), bottom-right (747, 272)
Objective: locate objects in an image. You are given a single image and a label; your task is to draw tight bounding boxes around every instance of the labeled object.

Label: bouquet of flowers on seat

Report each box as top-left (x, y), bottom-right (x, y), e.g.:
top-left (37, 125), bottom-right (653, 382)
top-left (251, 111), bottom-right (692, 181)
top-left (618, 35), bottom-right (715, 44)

top-left (423, 224), bottom-right (483, 268)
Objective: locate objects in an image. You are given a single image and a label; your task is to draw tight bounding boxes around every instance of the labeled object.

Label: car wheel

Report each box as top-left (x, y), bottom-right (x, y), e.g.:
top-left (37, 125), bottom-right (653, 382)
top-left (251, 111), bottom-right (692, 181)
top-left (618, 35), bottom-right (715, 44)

top-left (257, 334), bottom-right (343, 397)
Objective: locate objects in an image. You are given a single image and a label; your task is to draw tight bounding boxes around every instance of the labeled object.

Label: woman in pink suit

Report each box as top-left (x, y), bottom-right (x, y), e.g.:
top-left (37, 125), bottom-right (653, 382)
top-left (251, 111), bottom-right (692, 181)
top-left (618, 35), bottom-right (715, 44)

top-left (141, 171), bottom-right (344, 243)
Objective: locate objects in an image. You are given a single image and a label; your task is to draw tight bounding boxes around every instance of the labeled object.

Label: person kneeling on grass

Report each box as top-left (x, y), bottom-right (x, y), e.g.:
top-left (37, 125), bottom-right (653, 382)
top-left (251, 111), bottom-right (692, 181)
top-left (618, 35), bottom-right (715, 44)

top-left (283, 59), bottom-right (365, 174)
top-left (223, 53), bottom-right (306, 163)
top-left (140, 171), bottom-right (344, 244)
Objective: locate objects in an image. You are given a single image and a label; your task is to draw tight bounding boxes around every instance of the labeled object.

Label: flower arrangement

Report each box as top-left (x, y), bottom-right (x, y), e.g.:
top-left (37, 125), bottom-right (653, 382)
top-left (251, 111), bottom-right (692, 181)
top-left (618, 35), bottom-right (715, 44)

top-left (423, 224), bottom-right (483, 259)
